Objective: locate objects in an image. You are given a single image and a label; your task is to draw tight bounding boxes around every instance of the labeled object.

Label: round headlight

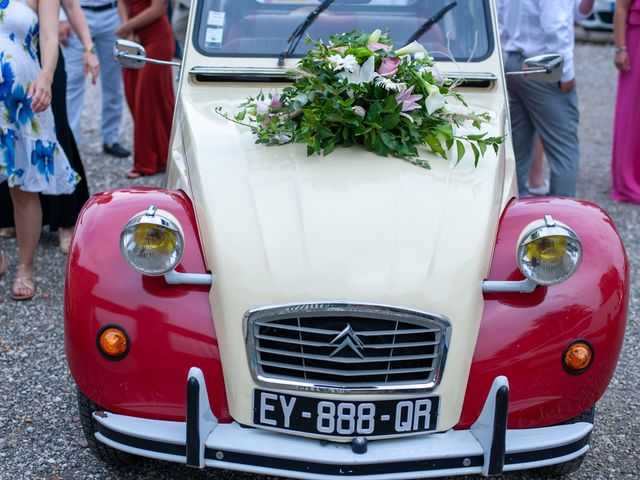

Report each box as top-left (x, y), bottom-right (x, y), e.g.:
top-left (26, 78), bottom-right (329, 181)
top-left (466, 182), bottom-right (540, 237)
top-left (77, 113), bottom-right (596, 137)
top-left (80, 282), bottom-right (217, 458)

top-left (516, 215), bottom-right (582, 286)
top-left (120, 205), bottom-right (184, 276)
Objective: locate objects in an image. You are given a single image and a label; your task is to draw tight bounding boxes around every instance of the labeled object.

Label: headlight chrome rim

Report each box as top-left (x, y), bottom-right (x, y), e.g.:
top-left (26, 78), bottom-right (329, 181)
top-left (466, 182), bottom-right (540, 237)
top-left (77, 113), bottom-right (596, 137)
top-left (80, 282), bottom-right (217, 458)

top-left (120, 205), bottom-right (185, 276)
top-left (516, 215), bottom-right (582, 286)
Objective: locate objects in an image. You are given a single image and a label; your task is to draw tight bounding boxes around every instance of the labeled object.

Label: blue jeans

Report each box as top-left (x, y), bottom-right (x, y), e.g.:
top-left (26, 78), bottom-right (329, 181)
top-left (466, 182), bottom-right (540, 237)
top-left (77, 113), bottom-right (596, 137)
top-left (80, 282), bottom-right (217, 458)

top-left (505, 53), bottom-right (580, 198)
top-left (63, 7), bottom-right (123, 145)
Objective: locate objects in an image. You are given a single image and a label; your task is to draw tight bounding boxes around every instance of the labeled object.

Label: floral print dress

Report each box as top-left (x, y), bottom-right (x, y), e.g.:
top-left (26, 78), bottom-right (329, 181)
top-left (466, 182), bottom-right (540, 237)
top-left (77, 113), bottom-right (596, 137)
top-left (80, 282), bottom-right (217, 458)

top-left (0, 0), bottom-right (79, 193)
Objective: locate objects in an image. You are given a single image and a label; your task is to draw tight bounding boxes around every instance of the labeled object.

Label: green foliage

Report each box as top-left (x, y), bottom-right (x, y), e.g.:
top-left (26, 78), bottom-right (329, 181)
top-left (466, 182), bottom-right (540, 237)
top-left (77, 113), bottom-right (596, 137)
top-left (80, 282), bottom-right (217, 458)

top-left (217, 30), bottom-right (504, 169)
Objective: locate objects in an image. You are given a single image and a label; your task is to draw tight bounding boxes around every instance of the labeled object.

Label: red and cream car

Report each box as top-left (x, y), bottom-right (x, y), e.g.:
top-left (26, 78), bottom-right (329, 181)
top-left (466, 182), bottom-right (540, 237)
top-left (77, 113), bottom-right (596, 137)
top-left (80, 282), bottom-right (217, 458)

top-left (64, 0), bottom-right (628, 478)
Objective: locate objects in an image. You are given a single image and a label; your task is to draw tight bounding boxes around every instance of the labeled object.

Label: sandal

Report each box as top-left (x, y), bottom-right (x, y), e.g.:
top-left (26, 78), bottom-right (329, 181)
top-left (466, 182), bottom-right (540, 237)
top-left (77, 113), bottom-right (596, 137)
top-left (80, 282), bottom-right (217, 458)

top-left (126, 171), bottom-right (144, 179)
top-left (0, 227), bottom-right (16, 239)
top-left (11, 276), bottom-right (36, 301)
top-left (11, 262), bottom-right (36, 301)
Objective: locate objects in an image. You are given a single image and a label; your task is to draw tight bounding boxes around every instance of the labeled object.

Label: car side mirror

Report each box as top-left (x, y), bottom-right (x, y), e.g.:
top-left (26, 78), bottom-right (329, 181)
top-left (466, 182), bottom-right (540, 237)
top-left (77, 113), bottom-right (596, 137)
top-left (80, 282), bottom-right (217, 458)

top-left (113, 39), bottom-right (147, 69)
top-left (113, 39), bottom-right (181, 69)
top-left (506, 54), bottom-right (564, 83)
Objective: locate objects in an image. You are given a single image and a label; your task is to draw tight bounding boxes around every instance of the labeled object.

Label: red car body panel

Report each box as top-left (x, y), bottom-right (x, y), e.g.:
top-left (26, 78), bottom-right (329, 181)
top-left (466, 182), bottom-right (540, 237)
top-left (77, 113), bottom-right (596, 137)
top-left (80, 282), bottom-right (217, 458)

top-left (64, 188), bottom-right (231, 423)
top-left (456, 198), bottom-right (628, 429)
top-left (66, 191), bottom-right (627, 430)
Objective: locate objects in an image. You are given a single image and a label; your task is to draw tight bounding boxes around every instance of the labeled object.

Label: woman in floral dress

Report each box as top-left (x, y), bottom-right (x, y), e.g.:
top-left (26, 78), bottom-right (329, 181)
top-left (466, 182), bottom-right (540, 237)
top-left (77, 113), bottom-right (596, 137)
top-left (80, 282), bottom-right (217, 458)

top-left (0, 0), bottom-right (79, 300)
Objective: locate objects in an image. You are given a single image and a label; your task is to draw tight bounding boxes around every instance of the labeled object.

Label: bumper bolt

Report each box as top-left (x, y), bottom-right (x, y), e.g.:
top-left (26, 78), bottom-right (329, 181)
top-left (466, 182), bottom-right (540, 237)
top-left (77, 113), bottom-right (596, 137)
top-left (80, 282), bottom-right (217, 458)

top-left (463, 458), bottom-right (472, 467)
top-left (215, 451), bottom-right (224, 460)
top-left (351, 437), bottom-right (367, 454)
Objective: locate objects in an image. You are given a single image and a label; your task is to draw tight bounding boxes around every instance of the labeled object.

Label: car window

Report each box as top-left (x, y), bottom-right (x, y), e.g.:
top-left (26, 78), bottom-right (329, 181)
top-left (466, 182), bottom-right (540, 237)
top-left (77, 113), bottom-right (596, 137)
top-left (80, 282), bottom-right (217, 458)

top-left (193, 0), bottom-right (494, 62)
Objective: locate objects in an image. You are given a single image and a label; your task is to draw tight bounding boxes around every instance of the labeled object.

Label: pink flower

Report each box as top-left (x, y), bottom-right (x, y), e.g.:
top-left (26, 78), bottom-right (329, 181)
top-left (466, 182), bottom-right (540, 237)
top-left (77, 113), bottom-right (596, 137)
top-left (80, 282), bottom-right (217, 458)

top-left (395, 85), bottom-right (423, 112)
top-left (331, 45), bottom-right (348, 54)
top-left (423, 66), bottom-right (444, 86)
top-left (270, 93), bottom-right (283, 112)
top-left (378, 57), bottom-right (401, 77)
top-left (367, 42), bottom-right (391, 53)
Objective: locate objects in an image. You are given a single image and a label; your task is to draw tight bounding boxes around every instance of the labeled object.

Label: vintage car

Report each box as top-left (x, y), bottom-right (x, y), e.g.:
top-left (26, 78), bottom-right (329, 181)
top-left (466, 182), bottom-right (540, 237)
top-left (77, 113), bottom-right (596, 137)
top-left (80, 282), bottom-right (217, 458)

top-left (578, 0), bottom-right (615, 31)
top-left (64, 0), bottom-right (628, 478)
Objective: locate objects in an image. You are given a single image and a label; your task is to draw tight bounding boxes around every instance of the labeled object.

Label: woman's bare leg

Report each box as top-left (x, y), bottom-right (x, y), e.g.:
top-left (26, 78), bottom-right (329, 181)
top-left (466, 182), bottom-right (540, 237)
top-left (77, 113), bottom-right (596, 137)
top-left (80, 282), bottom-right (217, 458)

top-left (0, 248), bottom-right (7, 277)
top-left (9, 187), bottom-right (41, 298)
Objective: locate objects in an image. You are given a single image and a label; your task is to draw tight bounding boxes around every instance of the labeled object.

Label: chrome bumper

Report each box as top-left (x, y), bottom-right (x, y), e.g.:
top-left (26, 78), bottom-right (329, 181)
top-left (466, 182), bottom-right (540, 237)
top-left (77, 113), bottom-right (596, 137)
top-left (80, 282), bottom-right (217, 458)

top-left (92, 369), bottom-right (591, 479)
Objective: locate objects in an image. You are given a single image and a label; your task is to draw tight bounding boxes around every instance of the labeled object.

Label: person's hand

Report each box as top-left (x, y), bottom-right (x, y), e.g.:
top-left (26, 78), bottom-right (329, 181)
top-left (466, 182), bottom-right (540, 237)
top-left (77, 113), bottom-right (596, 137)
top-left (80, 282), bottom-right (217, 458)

top-left (122, 33), bottom-right (139, 43)
top-left (59, 21), bottom-right (74, 46)
top-left (115, 24), bottom-right (132, 39)
top-left (615, 51), bottom-right (631, 72)
top-left (27, 72), bottom-right (53, 113)
top-left (83, 51), bottom-right (100, 84)
top-left (560, 79), bottom-right (576, 94)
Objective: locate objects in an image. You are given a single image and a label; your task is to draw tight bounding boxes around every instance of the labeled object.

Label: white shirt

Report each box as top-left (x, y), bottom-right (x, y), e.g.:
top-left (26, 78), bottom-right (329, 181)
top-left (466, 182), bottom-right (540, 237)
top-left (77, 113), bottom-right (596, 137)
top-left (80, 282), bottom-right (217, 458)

top-left (497, 0), bottom-right (593, 83)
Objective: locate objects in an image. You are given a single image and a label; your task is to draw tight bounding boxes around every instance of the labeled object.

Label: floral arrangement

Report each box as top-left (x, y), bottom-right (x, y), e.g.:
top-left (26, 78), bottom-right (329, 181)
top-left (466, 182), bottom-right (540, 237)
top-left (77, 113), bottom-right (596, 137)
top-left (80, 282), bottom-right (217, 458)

top-left (217, 30), bottom-right (503, 169)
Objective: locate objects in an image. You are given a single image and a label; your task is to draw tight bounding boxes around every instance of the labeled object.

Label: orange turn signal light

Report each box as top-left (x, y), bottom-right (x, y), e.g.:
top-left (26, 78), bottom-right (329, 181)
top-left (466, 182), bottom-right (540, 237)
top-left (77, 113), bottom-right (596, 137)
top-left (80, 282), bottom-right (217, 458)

top-left (98, 326), bottom-right (129, 360)
top-left (563, 340), bottom-right (593, 374)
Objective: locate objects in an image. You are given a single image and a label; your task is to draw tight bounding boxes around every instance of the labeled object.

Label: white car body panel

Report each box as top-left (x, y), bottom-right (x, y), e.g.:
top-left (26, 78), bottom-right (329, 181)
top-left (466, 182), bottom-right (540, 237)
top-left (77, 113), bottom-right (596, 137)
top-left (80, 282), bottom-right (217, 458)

top-left (162, 0), bottom-right (517, 437)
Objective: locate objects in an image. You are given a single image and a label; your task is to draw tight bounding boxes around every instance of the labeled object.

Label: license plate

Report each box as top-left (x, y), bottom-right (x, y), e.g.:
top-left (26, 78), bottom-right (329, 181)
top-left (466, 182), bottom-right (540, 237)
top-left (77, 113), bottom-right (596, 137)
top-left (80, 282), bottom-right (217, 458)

top-left (253, 389), bottom-right (439, 437)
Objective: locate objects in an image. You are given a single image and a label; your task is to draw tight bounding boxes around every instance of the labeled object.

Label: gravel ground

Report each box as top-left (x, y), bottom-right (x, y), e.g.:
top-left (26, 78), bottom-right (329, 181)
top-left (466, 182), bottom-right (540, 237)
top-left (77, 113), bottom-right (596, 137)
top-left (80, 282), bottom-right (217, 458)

top-left (0, 42), bottom-right (638, 480)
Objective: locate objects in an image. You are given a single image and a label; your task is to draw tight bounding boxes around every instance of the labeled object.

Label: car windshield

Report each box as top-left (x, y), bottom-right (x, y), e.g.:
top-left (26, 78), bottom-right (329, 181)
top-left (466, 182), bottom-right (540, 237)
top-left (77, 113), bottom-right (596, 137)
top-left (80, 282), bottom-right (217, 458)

top-left (193, 0), bottom-right (494, 62)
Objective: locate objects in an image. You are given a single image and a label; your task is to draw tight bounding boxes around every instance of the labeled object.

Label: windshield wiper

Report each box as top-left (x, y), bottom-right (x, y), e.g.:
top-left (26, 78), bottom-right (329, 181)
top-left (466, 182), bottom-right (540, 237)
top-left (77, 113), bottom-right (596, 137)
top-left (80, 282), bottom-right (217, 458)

top-left (278, 0), bottom-right (337, 67)
top-left (405, 1), bottom-right (458, 45)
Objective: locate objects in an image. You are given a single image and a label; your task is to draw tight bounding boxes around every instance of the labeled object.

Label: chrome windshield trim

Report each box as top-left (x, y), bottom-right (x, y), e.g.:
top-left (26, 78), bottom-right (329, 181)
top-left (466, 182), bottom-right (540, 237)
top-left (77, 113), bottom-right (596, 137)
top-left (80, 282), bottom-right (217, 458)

top-left (189, 66), bottom-right (291, 77)
top-left (189, 66), bottom-right (497, 83)
top-left (441, 71), bottom-right (498, 81)
top-left (244, 302), bottom-right (451, 395)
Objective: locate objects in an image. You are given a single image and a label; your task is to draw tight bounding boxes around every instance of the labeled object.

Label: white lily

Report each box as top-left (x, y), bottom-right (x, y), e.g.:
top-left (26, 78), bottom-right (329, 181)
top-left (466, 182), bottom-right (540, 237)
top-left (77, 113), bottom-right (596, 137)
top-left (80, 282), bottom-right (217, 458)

top-left (395, 40), bottom-right (428, 57)
top-left (425, 83), bottom-right (446, 115)
top-left (337, 56), bottom-right (377, 85)
top-left (368, 29), bottom-right (382, 45)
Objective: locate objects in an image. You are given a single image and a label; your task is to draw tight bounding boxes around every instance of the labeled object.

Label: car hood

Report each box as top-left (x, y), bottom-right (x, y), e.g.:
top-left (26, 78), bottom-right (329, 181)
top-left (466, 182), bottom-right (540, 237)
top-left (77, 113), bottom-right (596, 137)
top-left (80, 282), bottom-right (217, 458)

top-left (180, 87), bottom-right (506, 432)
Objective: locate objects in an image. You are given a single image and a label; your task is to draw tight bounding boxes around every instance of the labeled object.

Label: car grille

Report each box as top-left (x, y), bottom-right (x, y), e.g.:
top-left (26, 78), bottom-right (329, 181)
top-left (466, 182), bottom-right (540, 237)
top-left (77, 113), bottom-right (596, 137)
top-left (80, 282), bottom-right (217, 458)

top-left (597, 12), bottom-right (613, 24)
top-left (246, 303), bottom-right (450, 393)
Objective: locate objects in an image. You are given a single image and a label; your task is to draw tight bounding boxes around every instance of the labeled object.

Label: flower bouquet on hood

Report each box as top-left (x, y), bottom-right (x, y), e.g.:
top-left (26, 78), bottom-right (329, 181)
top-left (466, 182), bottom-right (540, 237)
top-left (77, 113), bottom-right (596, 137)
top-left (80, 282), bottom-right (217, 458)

top-left (217, 30), bottom-right (503, 169)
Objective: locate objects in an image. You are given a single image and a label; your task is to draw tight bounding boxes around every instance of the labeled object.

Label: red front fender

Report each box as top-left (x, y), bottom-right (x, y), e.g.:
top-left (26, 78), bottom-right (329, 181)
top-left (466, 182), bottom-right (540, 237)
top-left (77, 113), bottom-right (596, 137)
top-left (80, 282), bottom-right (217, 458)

top-left (64, 188), bottom-right (230, 422)
top-left (457, 197), bottom-right (628, 429)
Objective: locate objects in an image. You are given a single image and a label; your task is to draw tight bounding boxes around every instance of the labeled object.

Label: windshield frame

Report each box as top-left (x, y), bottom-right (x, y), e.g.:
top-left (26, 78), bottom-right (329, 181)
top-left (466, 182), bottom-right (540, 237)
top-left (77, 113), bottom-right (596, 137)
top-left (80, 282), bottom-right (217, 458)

top-left (191, 0), bottom-right (496, 63)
